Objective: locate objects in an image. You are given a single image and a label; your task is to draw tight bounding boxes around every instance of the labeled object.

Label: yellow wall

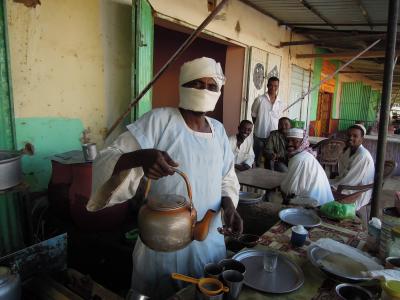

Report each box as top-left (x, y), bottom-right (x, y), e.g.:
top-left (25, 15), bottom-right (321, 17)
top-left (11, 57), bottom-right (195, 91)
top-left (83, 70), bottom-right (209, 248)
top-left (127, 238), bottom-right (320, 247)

top-left (7, 0), bottom-right (106, 144)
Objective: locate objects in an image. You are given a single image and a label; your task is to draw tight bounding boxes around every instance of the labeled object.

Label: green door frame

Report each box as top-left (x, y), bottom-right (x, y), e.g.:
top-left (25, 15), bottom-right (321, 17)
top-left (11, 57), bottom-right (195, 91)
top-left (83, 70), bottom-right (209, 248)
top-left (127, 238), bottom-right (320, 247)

top-left (131, 0), bottom-right (154, 121)
top-left (0, 1), bottom-right (16, 150)
top-left (0, 1), bottom-right (25, 255)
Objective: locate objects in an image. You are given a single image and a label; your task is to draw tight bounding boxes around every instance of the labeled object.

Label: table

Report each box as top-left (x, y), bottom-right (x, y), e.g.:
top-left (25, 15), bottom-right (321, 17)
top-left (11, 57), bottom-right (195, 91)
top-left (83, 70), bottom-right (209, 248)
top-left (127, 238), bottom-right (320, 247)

top-left (236, 168), bottom-right (286, 191)
top-left (172, 212), bottom-right (368, 300)
top-left (308, 136), bottom-right (328, 146)
top-left (363, 134), bottom-right (400, 176)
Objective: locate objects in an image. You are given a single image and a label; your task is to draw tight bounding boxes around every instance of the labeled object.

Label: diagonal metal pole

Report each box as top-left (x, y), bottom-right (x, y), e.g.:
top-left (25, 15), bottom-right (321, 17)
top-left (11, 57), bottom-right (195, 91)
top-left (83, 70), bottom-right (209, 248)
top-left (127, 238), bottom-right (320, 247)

top-left (371, 0), bottom-right (399, 218)
top-left (283, 39), bottom-right (381, 113)
top-left (105, 0), bottom-right (229, 139)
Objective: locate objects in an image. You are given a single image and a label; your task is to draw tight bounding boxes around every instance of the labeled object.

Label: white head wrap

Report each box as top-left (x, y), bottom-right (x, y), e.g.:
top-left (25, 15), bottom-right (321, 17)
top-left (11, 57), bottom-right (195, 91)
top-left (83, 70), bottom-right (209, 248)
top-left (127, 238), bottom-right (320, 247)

top-left (353, 123), bottom-right (367, 136)
top-left (179, 57), bottom-right (226, 112)
top-left (286, 128), bottom-right (305, 139)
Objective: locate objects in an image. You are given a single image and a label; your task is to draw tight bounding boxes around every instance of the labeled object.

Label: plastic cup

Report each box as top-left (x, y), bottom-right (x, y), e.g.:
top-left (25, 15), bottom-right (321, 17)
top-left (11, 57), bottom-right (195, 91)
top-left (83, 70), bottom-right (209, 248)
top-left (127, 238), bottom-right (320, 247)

top-left (290, 225), bottom-right (308, 247)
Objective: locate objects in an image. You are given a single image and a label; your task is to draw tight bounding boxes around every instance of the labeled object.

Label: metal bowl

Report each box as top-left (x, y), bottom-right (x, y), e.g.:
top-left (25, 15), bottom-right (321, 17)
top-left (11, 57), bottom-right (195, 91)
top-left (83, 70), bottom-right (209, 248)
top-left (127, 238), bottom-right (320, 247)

top-left (238, 192), bottom-right (263, 206)
top-left (335, 283), bottom-right (373, 300)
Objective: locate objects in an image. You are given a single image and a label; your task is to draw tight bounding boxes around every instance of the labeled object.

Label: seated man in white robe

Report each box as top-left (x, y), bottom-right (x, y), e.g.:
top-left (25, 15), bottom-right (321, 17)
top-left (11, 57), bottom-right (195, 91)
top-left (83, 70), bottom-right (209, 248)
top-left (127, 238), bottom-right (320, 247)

top-left (228, 120), bottom-right (255, 171)
top-left (86, 57), bottom-right (242, 299)
top-left (330, 124), bottom-right (375, 211)
top-left (280, 128), bottom-right (334, 206)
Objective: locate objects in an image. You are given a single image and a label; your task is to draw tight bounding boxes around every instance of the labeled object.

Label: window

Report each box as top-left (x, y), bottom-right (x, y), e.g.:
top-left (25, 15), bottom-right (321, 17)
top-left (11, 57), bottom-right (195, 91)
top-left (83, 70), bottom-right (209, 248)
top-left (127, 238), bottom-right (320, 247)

top-left (288, 65), bottom-right (312, 124)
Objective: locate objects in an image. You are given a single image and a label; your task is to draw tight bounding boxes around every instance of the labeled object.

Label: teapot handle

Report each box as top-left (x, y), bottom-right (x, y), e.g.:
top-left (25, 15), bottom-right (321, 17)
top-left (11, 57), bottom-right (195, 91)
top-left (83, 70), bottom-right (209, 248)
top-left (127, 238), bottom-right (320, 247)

top-left (144, 169), bottom-right (193, 210)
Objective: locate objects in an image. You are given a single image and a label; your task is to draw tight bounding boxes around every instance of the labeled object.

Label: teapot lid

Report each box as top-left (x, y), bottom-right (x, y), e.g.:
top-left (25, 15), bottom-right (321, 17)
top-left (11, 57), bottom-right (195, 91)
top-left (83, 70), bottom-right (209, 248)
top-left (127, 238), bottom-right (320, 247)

top-left (0, 266), bottom-right (11, 285)
top-left (147, 194), bottom-right (188, 211)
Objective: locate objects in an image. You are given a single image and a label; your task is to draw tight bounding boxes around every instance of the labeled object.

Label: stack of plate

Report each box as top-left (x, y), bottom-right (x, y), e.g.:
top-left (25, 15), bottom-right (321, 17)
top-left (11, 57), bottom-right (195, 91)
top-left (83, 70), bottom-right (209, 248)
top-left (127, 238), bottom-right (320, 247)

top-left (238, 192), bottom-right (263, 206)
top-left (308, 244), bottom-right (373, 283)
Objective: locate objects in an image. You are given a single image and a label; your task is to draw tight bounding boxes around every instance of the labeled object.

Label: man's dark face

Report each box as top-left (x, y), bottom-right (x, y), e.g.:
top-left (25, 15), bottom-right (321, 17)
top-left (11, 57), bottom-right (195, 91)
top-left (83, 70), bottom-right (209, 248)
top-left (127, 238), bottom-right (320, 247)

top-left (287, 137), bottom-right (302, 152)
top-left (238, 123), bottom-right (253, 140)
top-left (182, 77), bottom-right (219, 92)
top-left (267, 80), bottom-right (279, 96)
top-left (279, 119), bottom-right (291, 135)
top-left (347, 128), bottom-right (364, 148)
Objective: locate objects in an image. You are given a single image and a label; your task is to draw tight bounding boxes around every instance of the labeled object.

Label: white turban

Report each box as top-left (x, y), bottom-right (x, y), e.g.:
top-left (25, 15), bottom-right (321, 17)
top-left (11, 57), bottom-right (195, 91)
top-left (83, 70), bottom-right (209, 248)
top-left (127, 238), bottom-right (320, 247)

top-left (286, 128), bottom-right (305, 139)
top-left (179, 57), bottom-right (226, 112)
top-left (353, 123), bottom-right (367, 136)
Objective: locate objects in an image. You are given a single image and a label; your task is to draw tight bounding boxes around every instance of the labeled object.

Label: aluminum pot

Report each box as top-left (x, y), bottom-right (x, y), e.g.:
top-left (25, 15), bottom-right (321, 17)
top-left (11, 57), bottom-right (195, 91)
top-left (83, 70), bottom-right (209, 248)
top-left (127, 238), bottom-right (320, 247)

top-left (0, 266), bottom-right (21, 300)
top-left (0, 151), bottom-right (22, 190)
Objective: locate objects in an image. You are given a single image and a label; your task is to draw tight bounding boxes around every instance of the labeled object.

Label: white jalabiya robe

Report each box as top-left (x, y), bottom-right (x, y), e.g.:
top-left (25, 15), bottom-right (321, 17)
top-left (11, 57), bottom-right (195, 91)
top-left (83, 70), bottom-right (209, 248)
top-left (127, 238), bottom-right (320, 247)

top-left (86, 107), bottom-right (239, 299)
top-left (330, 145), bottom-right (375, 210)
top-left (228, 135), bottom-right (255, 167)
top-left (280, 151), bottom-right (334, 206)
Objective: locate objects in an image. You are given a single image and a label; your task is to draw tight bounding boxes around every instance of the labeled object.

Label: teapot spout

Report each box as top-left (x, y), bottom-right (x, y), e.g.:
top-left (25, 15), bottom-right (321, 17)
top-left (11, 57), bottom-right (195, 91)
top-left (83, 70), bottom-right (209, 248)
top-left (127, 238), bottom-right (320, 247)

top-left (193, 209), bottom-right (216, 241)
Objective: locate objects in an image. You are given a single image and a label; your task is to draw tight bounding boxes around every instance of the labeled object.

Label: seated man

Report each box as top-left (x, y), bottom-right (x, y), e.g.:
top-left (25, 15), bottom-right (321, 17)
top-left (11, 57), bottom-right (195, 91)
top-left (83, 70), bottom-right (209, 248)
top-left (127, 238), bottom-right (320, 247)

top-left (280, 128), bottom-right (334, 206)
top-left (330, 124), bottom-right (375, 211)
top-left (263, 117), bottom-right (291, 172)
top-left (228, 120), bottom-right (255, 171)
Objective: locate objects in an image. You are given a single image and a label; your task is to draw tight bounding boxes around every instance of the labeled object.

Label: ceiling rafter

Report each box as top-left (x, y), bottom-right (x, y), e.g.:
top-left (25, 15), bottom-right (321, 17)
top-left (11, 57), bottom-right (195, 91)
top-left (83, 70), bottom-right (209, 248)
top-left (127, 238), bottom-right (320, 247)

top-left (280, 33), bottom-right (386, 47)
top-left (354, 0), bottom-right (374, 30)
top-left (298, 0), bottom-right (337, 30)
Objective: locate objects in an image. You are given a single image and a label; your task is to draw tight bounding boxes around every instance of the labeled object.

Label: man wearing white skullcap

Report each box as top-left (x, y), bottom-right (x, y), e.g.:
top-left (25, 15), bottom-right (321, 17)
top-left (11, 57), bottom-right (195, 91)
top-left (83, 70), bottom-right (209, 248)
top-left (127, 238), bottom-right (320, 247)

top-left (280, 128), bottom-right (334, 206)
top-left (331, 124), bottom-right (375, 212)
top-left (87, 57), bottom-right (242, 299)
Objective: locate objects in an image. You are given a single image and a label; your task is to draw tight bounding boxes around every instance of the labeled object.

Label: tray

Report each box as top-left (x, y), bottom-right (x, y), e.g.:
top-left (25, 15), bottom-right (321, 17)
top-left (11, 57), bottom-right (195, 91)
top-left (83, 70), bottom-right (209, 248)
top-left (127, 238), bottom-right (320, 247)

top-left (232, 249), bottom-right (304, 293)
top-left (279, 208), bottom-right (321, 227)
top-left (307, 244), bottom-right (371, 283)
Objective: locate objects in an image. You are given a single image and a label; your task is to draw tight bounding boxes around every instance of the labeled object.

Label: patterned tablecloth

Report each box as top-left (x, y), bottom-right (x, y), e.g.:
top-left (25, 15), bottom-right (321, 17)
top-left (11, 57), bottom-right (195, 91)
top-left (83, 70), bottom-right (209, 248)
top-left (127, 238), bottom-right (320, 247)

top-left (172, 214), bottom-right (373, 300)
top-left (256, 215), bottom-right (370, 300)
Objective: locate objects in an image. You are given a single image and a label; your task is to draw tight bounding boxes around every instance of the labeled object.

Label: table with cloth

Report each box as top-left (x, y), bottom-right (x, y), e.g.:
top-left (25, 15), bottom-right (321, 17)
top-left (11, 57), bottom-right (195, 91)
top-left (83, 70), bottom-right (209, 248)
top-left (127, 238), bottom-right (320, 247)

top-left (171, 212), bottom-right (368, 299)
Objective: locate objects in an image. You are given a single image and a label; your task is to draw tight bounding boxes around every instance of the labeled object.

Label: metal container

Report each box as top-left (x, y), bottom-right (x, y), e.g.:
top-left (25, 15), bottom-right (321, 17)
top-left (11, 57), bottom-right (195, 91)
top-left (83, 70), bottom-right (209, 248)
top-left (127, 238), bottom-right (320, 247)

top-left (335, 283), bottom-right (372, 300)
top-left (0, 266), bottom-right (21, 300)
top-left (0, 151), bottom-right (22, 190)
top-left (82, 143), bottom-right (98, 161)
top-left (125, 289), bottom-right (149, 300)
top-left (379, 207), bottom-right (400, 259)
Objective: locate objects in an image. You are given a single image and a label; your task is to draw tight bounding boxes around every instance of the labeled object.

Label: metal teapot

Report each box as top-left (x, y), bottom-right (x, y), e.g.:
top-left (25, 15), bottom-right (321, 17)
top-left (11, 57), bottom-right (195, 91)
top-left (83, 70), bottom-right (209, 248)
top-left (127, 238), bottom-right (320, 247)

top-left (0, 266), bottom-right (21, 300)
top-left (138, 169), bottom-right (216, 252)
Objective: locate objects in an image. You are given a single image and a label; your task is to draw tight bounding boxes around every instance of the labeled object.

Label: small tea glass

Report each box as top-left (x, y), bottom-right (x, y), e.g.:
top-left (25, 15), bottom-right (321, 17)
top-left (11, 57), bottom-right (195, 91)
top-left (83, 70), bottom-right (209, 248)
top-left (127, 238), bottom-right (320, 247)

top-left (263, 251), bottom-right (278, 273)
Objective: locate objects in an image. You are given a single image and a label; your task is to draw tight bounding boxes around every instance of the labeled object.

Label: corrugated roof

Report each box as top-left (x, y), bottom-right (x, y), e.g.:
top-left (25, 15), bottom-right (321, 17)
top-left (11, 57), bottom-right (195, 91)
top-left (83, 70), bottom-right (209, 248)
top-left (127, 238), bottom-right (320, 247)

top-left (241, 0), bottom-right (400, 101)
top-left (241, 0), bottom-right (395, 31)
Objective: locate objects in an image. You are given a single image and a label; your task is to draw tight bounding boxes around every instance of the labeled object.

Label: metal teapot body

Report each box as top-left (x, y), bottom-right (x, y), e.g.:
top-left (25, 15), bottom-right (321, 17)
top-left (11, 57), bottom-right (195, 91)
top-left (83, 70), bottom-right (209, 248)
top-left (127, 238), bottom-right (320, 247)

top-left (138, 170), bottom-right (215, 252)
top-left (0, 266), bottom-right (21, 300)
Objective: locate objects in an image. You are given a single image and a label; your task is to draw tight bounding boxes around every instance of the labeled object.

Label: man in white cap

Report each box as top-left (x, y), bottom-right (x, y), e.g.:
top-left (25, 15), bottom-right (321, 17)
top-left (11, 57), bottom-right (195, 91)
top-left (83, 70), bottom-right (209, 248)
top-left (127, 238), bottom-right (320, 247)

top-left (330, 124), bottom-right (375, 211)
top-left (280, 128), bottom-right (334, 206)
top-left (87, 57), bottom-right (242, 299)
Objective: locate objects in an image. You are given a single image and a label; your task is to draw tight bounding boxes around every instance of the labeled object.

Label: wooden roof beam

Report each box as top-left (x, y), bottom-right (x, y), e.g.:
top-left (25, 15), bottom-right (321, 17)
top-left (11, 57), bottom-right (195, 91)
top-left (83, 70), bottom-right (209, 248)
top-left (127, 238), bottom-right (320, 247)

top-left (280, 33), bottom-right (386, 47)
top-left (297, 50), bottom-right (397, 59)
top-left (283, 22), bottom-right (400, 27)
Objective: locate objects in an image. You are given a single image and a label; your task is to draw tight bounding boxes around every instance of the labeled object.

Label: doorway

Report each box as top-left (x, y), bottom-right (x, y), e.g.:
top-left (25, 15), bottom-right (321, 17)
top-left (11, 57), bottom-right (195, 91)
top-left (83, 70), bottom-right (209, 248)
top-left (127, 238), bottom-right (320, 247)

top-left (317, 91), bottom-right (333, 136)
top-left (152, 20), bottom-right (246, 136)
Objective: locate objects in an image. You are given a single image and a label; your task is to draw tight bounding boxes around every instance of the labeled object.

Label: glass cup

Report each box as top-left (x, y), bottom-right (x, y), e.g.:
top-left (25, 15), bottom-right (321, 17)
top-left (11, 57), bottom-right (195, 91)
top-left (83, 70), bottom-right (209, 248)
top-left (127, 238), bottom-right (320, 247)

top-left (263, 251), bottom-right (278, 272)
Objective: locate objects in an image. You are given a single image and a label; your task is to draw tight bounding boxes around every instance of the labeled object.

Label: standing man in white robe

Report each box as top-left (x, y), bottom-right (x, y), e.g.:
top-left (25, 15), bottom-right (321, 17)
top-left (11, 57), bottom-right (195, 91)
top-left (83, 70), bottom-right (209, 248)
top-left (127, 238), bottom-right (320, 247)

top-left (330, 124), bottom-right (375, 211)
top-left (86, 57), bottom-right (242, 299)
top-left (280, 128), bottom-right (334, 206)
top-left (228, 120), bottom-right (255, 171)
top-left (251, 77), bottom-right (283, 166)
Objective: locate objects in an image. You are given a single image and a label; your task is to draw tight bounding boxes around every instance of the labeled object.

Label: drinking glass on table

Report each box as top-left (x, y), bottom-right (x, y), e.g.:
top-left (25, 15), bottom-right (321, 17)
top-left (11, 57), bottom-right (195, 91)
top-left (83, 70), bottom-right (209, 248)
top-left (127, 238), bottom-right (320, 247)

top-left (263, 251), bottom-right (278, 272)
